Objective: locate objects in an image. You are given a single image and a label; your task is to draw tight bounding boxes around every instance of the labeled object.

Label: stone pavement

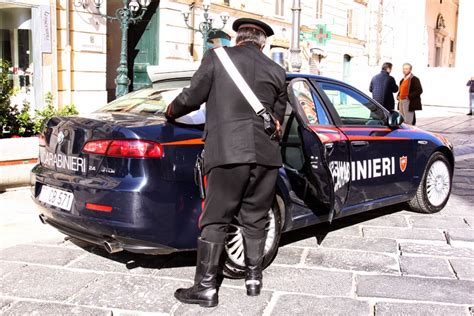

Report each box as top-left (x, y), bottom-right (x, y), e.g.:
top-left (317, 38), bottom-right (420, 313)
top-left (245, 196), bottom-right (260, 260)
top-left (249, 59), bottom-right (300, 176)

top-left (0, 112), bottom-right (473, 315)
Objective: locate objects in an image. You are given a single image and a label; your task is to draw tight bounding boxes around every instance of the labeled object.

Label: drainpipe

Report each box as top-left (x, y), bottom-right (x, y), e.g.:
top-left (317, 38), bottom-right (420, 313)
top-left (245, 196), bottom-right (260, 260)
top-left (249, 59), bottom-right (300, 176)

top-left (64, 0), bottom-right (72, 108)
top-left (290, 0), bottom-right (302, 72)
top-left (190, 2), bottom-right (196, 60)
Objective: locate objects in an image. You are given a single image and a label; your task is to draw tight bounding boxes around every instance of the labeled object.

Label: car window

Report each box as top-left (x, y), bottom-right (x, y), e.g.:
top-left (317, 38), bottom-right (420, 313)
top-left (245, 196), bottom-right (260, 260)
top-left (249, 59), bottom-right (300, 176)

top-left (290, 81), bottom-right (331, 125)
top-left (98, 80), bottom-right (190, 115)
top-left (318, 82), bottom-right (386, 126)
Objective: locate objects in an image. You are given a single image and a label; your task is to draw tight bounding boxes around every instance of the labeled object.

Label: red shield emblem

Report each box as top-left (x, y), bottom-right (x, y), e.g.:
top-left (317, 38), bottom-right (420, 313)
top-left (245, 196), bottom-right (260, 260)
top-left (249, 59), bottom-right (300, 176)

top-left (400, 156), bottom-right (408, 172)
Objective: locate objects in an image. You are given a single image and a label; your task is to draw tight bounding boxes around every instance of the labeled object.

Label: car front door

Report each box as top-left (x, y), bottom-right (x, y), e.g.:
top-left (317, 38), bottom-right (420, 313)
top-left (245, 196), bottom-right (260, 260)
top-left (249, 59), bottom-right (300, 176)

top-left (282, 78), bottom-right (350, 222)
top-left (313, 80), bottom-right (415, 207)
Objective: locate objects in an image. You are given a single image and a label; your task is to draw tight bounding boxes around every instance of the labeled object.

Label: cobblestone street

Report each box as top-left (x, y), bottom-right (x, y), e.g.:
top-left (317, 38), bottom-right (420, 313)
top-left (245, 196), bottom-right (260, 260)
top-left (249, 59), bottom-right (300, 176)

top-left (0, 113), bottom-right (472, 315)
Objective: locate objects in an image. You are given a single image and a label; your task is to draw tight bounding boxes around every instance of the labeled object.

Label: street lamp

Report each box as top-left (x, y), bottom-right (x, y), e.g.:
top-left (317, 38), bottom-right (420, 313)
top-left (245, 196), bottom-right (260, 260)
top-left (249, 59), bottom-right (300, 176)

top-left (91, 0), bottom-right (151, 97)
top-left (290, 0), bottom-right (302, 72)
top-left (181, 0), bottom-right (230, 55)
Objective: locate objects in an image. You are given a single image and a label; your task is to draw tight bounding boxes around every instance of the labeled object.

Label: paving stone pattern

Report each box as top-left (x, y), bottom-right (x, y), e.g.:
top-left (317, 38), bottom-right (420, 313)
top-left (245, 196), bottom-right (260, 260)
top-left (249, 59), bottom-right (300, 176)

top-left (0, 114), bottom-right (472, 315)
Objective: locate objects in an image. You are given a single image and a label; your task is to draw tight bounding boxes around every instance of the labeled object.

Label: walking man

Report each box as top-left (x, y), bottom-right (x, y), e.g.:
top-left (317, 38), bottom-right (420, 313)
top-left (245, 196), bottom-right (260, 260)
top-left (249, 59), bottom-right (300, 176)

top-left (165, 18), bottom-right (287, 307)
top-left (467, 77), bottom-right (474, 115)
top-left (369, 62), bottom-right (399, 111)
top-left (397, 63), bottom-right (423, 125)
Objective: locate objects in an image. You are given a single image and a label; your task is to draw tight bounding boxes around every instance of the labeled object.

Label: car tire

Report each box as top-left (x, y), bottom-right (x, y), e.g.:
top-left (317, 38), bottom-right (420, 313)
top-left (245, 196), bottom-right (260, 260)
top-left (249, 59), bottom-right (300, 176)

top-left (409, 152), bottom-right (452, 214)
top-left (222, 195), bottom-right (283, 279)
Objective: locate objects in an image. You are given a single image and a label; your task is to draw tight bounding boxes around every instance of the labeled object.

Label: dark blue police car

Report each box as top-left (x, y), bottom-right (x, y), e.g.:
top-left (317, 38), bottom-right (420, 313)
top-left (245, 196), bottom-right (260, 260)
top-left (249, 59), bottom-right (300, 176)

top-left (31, 73), bottom-right (454, 278)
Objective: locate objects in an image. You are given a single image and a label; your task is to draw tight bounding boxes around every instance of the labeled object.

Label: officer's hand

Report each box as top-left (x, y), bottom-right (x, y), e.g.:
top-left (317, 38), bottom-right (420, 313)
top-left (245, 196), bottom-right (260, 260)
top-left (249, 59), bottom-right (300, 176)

top-left (275, 120), bottom-right (282, 139)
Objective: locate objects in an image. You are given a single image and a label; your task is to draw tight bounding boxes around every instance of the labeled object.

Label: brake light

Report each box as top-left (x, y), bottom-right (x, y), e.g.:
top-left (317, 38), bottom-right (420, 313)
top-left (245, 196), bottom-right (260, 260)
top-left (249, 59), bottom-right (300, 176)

top-left (107, 140), bottom-right (163, 158)
top-left (83, 140), bottom-right (111, 155)
top-left (82, 139), bottom-right (163, 158)
top-left (85, 203), bottom-right (112, 212)
top-left (38, 134), bottom-right (46, 147)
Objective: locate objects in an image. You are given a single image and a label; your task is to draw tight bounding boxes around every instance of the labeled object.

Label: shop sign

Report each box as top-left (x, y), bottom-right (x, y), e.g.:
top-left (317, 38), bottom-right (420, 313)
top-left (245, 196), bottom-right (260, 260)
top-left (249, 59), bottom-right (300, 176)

top-left (40, 5), bottom-right (52, 53)
top-left (76, 33), bottom-right (105, 53)
top-left (300, 24), bottom-right (332, 46)
top-left (271, 37), bottom-right (290, 49)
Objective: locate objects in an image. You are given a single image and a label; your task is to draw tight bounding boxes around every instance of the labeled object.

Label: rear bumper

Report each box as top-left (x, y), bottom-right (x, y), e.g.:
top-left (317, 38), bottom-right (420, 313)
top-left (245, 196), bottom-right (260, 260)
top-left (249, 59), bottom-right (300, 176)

top-left (38, 213), bottom-right (180, 255)
top-left (31, 164), bottom-right (203, 253)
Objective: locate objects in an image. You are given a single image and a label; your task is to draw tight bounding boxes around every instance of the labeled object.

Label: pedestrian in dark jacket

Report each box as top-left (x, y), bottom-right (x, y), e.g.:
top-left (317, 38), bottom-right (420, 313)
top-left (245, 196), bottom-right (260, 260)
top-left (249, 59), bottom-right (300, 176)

top-left (397, 63), bottom-right (423, 125)
top-left (369, 62), bottom-right (399, 111)
top-left (467, 77), bottom-right (474, 115)
top-left (166, 18), bottom-right (287, 307)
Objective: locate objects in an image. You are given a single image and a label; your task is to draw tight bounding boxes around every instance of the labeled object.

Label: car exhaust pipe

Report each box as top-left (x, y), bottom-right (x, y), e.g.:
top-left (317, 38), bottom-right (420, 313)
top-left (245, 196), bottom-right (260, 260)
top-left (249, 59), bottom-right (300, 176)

top-left (103, 240), bottom-right (123, 254)
top-left (39, 214), bottom-right (47, 225)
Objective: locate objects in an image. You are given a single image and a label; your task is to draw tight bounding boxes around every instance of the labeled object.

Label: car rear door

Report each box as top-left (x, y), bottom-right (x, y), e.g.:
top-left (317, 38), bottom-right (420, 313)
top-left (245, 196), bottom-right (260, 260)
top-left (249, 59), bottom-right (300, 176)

top-left (313, 79), bottom-right (415, 207)
top-left (283, 78), bottom-right (350, 222)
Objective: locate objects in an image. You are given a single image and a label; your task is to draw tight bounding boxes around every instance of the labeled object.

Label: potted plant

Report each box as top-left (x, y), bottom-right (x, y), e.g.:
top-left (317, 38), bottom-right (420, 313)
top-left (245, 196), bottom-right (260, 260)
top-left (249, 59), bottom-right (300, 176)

top-left (0, 59), bottom-right (78, 189)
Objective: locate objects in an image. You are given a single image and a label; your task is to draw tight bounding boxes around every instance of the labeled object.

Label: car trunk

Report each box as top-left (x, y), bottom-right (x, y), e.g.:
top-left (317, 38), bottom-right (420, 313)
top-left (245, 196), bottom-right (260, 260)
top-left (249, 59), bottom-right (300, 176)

top-left (39, 113), bottom-right (166, 177)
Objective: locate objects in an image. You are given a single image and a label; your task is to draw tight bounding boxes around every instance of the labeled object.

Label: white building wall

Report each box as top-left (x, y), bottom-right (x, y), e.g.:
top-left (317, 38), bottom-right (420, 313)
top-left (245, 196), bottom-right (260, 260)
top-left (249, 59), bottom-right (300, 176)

top-left (420, 0), bottom-right (474, 109)
top-left (121, 0), bottom-right (472, 110)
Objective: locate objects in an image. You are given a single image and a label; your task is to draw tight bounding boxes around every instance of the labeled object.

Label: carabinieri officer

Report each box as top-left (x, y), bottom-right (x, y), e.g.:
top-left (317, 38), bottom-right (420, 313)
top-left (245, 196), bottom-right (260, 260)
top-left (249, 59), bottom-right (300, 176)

top-left (165, 18), bottom-right (287, 307)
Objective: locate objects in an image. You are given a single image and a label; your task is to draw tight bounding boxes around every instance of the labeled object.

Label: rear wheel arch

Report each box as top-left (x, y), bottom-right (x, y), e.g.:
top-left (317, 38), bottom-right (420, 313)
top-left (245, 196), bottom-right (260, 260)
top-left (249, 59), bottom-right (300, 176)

top-left (222, 195), bottom-right (283, 279)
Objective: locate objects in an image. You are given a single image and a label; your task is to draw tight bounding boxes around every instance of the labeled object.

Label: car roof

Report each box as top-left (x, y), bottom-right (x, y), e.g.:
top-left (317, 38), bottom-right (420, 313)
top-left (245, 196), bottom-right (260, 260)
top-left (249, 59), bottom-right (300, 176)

top-left (148, 65), bottom-right (350, 87)
top-left (147, 64), bottom-right (199, 84)
top-left (286, 72), bottom-right (348, 86)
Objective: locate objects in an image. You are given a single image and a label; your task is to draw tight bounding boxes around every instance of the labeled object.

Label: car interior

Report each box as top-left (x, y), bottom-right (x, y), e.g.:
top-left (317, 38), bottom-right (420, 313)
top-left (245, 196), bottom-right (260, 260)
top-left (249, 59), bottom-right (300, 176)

top-left (281, 104), bottom-right (305, 171)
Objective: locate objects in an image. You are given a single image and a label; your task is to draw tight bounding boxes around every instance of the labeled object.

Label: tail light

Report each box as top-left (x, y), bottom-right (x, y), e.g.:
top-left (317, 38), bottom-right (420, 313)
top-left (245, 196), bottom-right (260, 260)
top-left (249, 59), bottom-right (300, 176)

top-left (82, 139), bottom-right (163, 158)
top-left (83, 140), bottom-right (110, 155)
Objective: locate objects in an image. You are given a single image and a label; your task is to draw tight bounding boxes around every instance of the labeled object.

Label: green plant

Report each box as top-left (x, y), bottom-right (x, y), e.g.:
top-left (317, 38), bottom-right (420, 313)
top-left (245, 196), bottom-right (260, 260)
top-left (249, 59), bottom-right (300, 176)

top-left (1, 58), bottom-right (78, 138)
top-left (16, 101), bottom-right (34, 136)
top-left (0, 59), bottom-right (14, 137)
top-left (0, 59), bottom-right (34, 137)
top-left (33, 92), bottom-right (78, 134)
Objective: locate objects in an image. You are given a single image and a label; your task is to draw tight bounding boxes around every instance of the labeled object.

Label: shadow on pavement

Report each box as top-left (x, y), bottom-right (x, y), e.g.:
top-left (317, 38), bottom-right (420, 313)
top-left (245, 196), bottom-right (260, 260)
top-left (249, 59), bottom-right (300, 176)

top-left (68, 202), bottom-right (419, 272)
top-left (280, 202), bottom-right (411, 246)
top-left (68, 237), bottom-right (197, 271)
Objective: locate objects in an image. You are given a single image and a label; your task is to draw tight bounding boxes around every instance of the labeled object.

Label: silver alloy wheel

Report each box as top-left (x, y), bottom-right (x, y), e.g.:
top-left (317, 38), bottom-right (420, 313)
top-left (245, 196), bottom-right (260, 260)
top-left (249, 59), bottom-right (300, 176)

top-left (225, 209), bottom-right (276, 267)
top-left (426, 160), bottom-right (451, 206)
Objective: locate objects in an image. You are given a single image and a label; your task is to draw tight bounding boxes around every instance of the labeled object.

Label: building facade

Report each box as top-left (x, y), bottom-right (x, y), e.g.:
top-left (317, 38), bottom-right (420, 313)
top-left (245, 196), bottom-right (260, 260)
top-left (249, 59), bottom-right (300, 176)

top-left (0, 0), bottom-right (108, 112)
top-left (128, 0), bottom-right (474, 108)
top-left (156, 0), bottom-right (371, 83)
top-left (1, 0), bottom-right (473, 114)
top-left (1, 0), bottom-right (56, 110)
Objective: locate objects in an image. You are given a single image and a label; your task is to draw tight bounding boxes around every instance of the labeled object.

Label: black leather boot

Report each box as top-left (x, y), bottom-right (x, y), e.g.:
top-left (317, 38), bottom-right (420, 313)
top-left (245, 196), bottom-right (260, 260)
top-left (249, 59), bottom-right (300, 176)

top-left (174, 238), bottom-right (224, 307)
top-left (243, 236), bottom-right (266, 296)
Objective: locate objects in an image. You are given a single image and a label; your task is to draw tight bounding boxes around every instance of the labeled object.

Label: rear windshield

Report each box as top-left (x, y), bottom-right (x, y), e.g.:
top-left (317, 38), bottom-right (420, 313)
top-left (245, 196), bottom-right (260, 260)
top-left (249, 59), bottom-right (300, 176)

top-left (98, 79), bottom-right (190, 115)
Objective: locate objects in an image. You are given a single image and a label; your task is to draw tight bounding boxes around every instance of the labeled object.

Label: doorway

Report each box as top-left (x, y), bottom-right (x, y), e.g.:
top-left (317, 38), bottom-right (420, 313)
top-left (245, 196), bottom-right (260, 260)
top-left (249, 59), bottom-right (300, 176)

top-left (0, 6), bottom-right (34, 108)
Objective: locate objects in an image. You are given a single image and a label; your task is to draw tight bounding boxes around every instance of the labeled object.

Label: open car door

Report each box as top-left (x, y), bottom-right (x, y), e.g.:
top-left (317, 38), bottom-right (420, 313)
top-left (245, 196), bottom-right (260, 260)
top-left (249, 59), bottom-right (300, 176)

top-left (284, 78), bottom-right (337, 221)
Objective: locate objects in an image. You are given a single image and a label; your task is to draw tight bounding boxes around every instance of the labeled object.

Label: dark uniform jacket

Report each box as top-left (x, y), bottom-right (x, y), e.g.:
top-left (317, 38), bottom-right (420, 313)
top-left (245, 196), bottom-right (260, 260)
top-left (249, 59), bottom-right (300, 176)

top-left (167, 44), bottom-right (287, 173)
top-left (369, 71), bottom-right (398, 111)
top-left (397, 75), bottom-right (423, 111)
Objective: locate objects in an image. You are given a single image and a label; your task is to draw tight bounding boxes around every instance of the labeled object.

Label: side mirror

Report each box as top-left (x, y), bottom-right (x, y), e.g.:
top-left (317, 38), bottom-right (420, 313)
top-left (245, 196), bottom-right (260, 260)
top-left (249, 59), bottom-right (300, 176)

top-left (388, 111), bottom-right (404, 128)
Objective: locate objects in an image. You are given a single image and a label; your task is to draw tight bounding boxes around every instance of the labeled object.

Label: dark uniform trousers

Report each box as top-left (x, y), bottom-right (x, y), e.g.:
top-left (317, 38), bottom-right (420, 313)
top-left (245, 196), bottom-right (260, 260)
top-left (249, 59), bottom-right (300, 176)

top-left (200, 163), bottom-right (279, 243)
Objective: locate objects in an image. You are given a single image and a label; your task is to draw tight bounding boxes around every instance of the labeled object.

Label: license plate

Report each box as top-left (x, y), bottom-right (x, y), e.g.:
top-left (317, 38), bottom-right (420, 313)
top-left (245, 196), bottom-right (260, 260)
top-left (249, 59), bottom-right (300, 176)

top-left (38, 185), bottom-right (74, 211)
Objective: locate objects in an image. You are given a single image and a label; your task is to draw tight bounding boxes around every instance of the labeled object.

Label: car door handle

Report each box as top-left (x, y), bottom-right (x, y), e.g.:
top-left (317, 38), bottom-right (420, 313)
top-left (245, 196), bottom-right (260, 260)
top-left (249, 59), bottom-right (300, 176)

top-left (351, 140), bottom-right (369, 147)
top-left (324, 142), bottom-right (334, 155)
